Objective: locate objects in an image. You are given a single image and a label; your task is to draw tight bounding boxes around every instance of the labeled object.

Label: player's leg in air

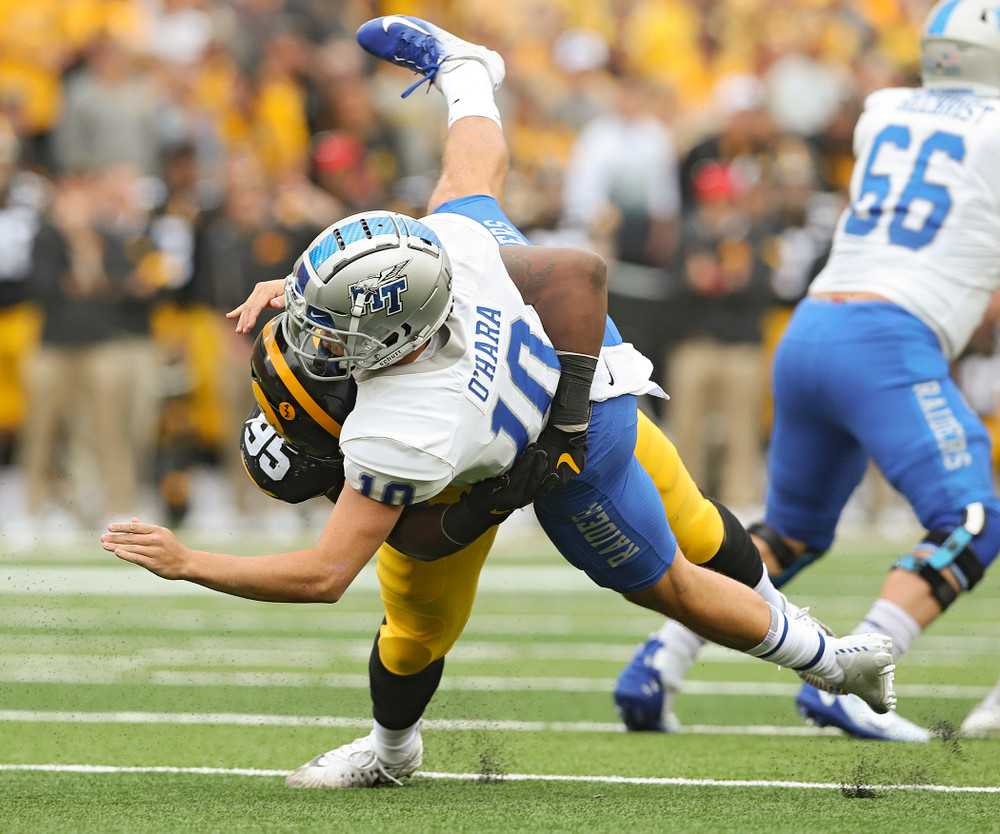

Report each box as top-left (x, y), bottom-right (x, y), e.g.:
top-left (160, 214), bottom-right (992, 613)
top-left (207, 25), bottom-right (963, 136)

top-left (528, 349), bottom-right (894, 715)
top-left (284, 15), bottom-right (513, 790)
top-left (612, 411), bottom-right (825, 732)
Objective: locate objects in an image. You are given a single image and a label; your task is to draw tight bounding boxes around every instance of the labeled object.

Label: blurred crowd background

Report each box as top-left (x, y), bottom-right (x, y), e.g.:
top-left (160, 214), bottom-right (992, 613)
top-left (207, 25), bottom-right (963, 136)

top-left (1, 0), bottom-right (998, 542)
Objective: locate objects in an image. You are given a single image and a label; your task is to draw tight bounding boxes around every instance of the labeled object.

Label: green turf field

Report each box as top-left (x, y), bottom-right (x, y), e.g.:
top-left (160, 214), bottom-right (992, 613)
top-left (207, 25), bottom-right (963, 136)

top-left (3, 523), bottom-right (999, 833)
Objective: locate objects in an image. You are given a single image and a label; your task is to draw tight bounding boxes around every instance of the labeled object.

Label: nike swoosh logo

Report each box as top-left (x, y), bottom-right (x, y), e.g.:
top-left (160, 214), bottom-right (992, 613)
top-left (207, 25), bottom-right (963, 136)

top-left (382, 15), bottom-right (432, 35)
top-left (818, 690), bottom-right (838, 706)
top-left (557, 452), bottom-right (581, 474)
top-left (490, 509), bottom-right (508, 516)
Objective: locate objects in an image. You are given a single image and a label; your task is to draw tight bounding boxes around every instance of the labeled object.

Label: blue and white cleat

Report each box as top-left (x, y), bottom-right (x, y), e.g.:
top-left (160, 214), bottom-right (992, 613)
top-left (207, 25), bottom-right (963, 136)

top-left (613, 634), bottom-right (682, 732)
top-left (796, 683), bottom-right (930, 742)
top-left (797, 632), bottom-right (896, 714)
top-left (357, 15), bottom-right (505, 97)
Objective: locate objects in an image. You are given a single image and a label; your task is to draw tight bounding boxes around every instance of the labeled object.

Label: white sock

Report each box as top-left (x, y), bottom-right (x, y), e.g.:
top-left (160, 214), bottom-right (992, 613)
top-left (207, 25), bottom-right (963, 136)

top-left (753, 571), bottom-right (788, 610)
top-left (371, 720), bottom-right (420, 766)
top-left (437, 61), bottom-right (501, 129)
top-left (654, 619), bottom-right (706, 685)
top-left (854, 598), bottom-right (921, 661)
top-left (746, 604), bottom-right (843, 684)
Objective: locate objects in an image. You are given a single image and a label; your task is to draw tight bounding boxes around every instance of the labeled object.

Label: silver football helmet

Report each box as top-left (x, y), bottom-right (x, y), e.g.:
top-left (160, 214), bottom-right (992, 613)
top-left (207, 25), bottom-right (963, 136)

top-left (282, 211), bottom-right (453, 380)
top-left (921, 0), bottom-right (1000, 96)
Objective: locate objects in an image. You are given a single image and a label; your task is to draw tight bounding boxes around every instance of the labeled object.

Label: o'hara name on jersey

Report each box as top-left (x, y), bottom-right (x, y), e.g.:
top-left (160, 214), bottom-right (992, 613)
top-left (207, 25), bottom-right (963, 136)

top-left (897, 90), bottom-right (996, 125)
top-left (467, 305), bottom-right (503, 406)
top-left (914, 381), bottom-right (971, 470)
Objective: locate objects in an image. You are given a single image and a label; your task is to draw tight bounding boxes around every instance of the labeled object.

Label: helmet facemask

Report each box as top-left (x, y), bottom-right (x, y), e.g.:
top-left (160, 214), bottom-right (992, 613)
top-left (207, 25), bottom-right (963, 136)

top-left (282, 212), bottom-right (453, 381)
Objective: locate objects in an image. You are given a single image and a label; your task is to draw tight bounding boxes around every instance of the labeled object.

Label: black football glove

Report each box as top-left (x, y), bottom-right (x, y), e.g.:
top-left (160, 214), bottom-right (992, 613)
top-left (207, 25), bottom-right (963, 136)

top-left (439, 444), bottom-right (550, 545)
top-left (532, 423), bottom-right (588, 499)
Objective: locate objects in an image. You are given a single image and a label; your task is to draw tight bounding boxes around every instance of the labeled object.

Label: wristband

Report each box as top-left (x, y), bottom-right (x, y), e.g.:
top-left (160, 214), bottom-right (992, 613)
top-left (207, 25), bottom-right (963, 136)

top-left (551, 352), bottom-right (598, 432)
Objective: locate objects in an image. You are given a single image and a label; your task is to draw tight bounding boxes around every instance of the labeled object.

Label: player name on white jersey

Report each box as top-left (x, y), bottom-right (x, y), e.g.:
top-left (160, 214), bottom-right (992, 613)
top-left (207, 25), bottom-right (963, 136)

top-left (810, 87), bottom-right (1000, 359)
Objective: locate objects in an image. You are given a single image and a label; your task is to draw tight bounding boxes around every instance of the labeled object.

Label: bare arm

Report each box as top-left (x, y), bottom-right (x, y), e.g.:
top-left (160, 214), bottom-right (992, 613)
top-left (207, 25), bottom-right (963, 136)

top-left (499, 245), bottom-right (607, 357)
top-left (101, 484), bottom-right (403, 603)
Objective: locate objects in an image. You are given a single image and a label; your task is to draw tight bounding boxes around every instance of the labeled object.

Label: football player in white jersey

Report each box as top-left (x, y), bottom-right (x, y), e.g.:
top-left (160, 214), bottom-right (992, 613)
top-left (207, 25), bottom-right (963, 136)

top-left (102, 16), bottom-right (897, 787)
top-left (616, 0), bottom-right (1000, 742)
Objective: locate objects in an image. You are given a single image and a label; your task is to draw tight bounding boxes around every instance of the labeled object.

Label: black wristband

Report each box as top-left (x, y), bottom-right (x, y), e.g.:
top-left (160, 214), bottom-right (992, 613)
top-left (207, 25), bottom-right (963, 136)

top-left (551, 352), bottom-right (598, 432)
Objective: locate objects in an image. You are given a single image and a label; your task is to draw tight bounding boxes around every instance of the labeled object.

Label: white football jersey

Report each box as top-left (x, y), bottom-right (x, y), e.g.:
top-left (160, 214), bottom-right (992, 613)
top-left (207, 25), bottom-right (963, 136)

top-left (810, 87), bottom-right (1000, 358)
top-left (339, 213), bottom-right (562, 505)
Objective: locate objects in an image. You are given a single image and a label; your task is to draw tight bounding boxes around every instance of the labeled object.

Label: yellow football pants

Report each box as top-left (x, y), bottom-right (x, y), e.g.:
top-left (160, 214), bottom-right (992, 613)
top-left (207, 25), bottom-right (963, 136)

top-left (374, 409), bottom-right (725, 676)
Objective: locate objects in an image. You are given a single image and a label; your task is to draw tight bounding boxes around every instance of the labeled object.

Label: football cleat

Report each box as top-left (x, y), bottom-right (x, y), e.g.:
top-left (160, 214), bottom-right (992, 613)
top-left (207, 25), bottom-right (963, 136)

top-left (613, 634), bottom-right (682, 732)
top-left (285, 731), bottom-right (423, 789)
top-left (785, 602), bottom-right (836, 638)
top-left (796, 683), bottom-right (930, 742)
top-left (797, 633), bottom-right (896, 714)
top-left (960, 681), bottom-right (1000, 738)
top-left (356, 15), bottom-right (505, 97)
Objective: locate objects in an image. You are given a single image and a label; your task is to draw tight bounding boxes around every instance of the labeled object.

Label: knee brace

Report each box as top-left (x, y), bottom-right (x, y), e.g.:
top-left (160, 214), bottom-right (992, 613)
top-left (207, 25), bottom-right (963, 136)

top-left (747, 521), bottom-right (826, 589)
top-left (700, 498), bottom-right (765, 587)
top-left (893, 503), bottom-right (987, 611)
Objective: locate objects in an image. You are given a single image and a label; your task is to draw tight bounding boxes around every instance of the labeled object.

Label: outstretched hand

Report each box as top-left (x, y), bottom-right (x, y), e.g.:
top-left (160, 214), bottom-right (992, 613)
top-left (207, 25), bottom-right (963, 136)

top-left (101, 518), bottom-right (190, 580)
top-left (227, 279), bottom-right (286, 334)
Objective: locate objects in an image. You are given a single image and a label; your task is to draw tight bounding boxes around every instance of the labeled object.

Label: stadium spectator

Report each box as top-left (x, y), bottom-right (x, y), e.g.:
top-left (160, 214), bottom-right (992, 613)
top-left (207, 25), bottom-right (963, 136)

top-left (182, 149), bottom-right (321, 522)
top-left (560, 70), bottom-right (682, 408)
top-left (52, 33), bottom-right (169, 177)
top-left (309, 131), bottom-right (385, 212)
top-left (664, 158), bottom-right (772, 513)
top-left (0, 125), bottom-right (45, 465)
top-left (678, 73), bottom-right (776, 214)
top-left (18, 166), bottom-right (164, 529)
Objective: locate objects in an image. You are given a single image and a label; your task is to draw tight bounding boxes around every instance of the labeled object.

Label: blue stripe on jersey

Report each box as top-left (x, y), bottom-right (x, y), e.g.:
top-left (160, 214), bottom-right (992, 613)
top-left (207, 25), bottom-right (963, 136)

top-left (431, 195), bottom-right (532, 246)
top-left (926, 0), bottom-right (961, 35)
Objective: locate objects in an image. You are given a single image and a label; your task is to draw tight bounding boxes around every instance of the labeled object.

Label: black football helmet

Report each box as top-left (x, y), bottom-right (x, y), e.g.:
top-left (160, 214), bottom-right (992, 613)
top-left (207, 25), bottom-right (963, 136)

top-left (241, 406), bottom-right (346, 504)
top-left (250, 314), bottom-right (358, 461)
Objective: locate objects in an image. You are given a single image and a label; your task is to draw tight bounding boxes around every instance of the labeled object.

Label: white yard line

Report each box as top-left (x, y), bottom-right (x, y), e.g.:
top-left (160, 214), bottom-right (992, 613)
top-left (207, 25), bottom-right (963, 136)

top-left (0, 664), bottom-right (991, 699)
top-left (1, 762), bottom-right (996, 793)
top-left (0, 709), bottom-right (833, 734)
